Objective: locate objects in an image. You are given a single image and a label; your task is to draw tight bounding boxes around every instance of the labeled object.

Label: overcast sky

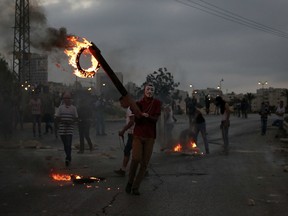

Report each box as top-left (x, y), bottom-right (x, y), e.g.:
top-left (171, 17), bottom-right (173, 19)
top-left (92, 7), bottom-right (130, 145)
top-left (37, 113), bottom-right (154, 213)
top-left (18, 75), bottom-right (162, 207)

top-left (1, 0), bottom-right (288, 94)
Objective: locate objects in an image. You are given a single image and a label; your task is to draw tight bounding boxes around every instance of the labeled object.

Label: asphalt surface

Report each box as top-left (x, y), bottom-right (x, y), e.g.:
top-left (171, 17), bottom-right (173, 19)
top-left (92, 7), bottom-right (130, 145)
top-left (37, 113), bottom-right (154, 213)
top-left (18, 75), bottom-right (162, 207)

top-left (0, 114), bottom-right (288, 216)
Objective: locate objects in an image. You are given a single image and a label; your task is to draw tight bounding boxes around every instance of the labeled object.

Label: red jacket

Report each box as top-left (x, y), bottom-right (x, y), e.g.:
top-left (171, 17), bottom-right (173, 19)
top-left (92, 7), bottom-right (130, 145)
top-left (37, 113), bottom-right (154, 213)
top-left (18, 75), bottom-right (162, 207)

top-left (133, 97), bottom-right (162, 139)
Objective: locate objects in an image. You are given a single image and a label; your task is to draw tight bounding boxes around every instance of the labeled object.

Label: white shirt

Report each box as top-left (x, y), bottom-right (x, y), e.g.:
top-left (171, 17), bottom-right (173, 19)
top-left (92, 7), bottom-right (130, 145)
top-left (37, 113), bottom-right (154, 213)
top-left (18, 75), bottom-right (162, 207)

top-left (276, 105), bottom-right (285, 120)
top-left (126, 107), bottom-right (134, 134)
top-left (55, 104), bottom-right (78, 135)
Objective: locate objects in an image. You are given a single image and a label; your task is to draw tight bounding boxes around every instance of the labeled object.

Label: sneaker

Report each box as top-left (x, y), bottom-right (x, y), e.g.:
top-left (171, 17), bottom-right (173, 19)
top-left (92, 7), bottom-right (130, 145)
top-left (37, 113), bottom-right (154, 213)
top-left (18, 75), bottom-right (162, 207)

top-left (132, 188), bottom-right (140, 195)
top-left (125, 182), bottom-right (132, 194)
top-left (114, 169), bottom-right (125, 176)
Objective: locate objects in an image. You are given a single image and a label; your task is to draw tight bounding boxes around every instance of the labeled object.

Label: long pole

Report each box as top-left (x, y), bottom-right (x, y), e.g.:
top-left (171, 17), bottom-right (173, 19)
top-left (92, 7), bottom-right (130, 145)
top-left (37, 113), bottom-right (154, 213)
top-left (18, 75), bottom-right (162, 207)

top-left (88, 42), bottom-right (142, 117)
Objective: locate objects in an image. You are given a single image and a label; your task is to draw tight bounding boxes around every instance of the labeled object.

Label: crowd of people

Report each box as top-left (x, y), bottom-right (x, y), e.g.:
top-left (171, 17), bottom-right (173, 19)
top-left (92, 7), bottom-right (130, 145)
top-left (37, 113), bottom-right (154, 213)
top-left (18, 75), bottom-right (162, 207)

top-left (5, 84), bottom-right (286, 196)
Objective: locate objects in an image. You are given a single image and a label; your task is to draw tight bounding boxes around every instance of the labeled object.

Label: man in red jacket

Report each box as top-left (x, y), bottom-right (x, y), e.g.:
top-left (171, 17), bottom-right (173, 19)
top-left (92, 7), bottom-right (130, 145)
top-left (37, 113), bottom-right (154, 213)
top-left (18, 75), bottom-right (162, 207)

top-left (126, 83), bottom-right (162, 195)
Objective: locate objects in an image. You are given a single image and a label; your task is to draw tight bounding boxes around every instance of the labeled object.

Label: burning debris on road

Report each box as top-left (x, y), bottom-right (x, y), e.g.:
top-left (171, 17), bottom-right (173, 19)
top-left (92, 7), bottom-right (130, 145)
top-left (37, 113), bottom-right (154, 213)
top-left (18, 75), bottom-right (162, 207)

top-left (168, 140), bottom-right (202, 156)
top-left (164, 129), bottom-right (203, 155)
top-left (51, 173), bottom-right (105, 184)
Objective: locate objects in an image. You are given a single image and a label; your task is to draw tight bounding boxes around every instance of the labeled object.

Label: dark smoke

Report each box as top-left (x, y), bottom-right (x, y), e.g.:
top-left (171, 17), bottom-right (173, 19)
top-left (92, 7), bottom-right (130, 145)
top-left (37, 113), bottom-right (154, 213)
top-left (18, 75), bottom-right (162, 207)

top-left (29, 2), bottom-right (71, 52)
top-left (31, 27), bottom-right (71, 52)
top-left (0, 0), bottom-right (71, 55)
top-left (0, 0), bottom-right (15, 56)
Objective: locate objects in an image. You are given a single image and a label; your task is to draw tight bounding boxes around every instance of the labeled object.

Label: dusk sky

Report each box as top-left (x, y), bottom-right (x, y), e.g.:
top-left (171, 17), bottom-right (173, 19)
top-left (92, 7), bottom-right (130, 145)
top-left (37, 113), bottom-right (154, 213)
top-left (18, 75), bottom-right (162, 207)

top-left (1, 0), bottom-right (288, 94)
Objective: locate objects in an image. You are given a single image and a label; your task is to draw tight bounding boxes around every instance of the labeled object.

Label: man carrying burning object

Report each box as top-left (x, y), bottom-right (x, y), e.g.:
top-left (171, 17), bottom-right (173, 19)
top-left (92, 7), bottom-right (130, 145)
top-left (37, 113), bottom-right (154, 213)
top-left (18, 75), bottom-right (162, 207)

top-left (126, 83), bottom-right (162, 195)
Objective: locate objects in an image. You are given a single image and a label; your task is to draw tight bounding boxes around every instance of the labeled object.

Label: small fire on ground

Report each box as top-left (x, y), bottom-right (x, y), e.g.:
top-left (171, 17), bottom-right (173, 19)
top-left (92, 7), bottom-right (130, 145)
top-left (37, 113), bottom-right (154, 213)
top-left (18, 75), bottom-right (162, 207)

top-left (51, 173), bottom-right (105, 184)
top-left (172, 141), bottom-right (202, 155)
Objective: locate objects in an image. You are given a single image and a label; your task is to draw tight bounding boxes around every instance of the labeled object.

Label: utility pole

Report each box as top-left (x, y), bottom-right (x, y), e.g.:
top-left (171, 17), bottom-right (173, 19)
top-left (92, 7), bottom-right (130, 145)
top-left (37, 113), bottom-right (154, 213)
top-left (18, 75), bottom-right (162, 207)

top-left (13, 0), bottom-right (31, 84)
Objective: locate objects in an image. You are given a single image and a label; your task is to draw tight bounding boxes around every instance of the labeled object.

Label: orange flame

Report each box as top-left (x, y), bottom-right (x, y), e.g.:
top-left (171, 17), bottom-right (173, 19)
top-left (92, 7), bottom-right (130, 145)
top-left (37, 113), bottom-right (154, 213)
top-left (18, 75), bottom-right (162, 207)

top-left (64, 36), bottom-right (100, 78)
top-left (190, 141), bottom-right (201, 154)
top-left (51, 173), bottom-right (72, 181)
top-left (190, 141), bottom-right (197, 148)
top-left (51, 173), bottom-right (82, 181)
top-left (173, 144), bottom-right (182, 152)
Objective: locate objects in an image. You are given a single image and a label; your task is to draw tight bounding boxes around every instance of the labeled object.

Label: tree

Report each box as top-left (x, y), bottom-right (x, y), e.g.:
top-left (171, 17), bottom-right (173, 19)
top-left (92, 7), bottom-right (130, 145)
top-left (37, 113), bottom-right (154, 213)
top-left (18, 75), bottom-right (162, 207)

top-left (139, 67), bottom-right (180, 103)
top-left (244, 93), bottom-right (256, 112)
top-left (0, 55), bottom-right (18, 139)
top-left (0, 57), bottom-right (17, 97)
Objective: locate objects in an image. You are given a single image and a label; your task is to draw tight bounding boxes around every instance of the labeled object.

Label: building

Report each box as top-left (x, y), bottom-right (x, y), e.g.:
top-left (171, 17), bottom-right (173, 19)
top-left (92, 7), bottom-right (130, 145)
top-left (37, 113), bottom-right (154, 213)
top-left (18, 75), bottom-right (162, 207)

top-left (252, 87), bottom-right (287, 112)
top-left (30, 53), bottom-right (48, 85)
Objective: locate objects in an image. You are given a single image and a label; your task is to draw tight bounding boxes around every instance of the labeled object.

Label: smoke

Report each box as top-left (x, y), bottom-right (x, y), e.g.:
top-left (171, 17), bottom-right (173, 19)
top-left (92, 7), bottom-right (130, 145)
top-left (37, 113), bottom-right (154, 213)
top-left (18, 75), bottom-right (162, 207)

top-left (29, 1), bottom-right (71, 52)
top-left (0, 1), bottom-right (15, 56)
top-left (0, 0), bottom-right (71, 56)
top-left (31, 27), bottom-right (70, 52)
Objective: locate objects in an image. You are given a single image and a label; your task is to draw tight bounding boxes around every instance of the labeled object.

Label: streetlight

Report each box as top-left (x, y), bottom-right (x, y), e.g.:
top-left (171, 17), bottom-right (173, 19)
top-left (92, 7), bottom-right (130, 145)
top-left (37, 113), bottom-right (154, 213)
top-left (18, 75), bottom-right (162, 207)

top-left (258, 81), bottom-right (268, 89)
top-left (258, 81), bottom-right (268, 101)
top-left (189, 84), bottom-right (194, 97)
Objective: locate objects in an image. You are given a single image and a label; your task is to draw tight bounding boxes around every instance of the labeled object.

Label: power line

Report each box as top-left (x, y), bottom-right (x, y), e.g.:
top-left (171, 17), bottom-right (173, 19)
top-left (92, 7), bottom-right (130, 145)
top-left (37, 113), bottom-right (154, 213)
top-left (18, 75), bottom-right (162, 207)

top-left (175, 0), bottom-right (288, 39)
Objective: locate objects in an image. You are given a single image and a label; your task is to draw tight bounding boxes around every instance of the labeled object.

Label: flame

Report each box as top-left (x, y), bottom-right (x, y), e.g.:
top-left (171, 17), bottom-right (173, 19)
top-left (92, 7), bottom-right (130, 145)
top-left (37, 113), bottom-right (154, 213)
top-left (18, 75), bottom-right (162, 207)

top-left (190, 141), bottom-right (197, 148)
top-left (51, 173), bottom-right (72, 181)
top-left (190, 141), bottom-right (201, 154)
top-left (174, 144), bottom-right (182, 152)
top-left (51, 173), bottom-right (81, 181)
top-left (64, 36), bottom-right (100, 78)
top-left (173, 140), bottom-right (201, 154)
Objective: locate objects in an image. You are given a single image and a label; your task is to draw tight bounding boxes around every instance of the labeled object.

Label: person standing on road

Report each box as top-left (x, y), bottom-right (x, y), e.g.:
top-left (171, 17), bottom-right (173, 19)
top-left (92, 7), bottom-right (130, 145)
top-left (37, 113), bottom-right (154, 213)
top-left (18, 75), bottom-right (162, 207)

top-left (189, 107), bottom-right (209, 154)
top-left (162, 102), bottom-right (177, 151)
top-left (29, 93), bottom-right (42, 138)
top-left (94, 96), bottom-right (107, 136)
top-left (126, 83), bottom-right (162, 195)
top-left (114, 96), bottom-right (135, 176)
top-left (77, 97), bottom-right (94, 154)
top-left (185, 95), bottom-right (197, 126)
top-left (215, 96), bottom-right (230, 155)
top-left (55, 92), bottom-right (78, 167)
top-left (259, 101), bottom-right (270, 135)
top-left (272, 100), bottom-right (285, 130)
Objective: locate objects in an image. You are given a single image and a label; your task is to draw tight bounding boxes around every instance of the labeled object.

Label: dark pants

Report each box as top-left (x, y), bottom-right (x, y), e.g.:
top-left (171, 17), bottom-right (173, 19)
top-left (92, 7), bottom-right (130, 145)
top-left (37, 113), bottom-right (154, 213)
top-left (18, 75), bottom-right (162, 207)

top-left (32, 114), bottom-right (41, 137)
top-left (261, 118), bottom-right (268, 135)
top-left (78, 121), bottom-right (93, 152)
top-left (44, 113), bottom-right (53, 133)
top-left (95, 114), bottom-right (106, 135)
top-left (60, 135), bottom-right (73, 162)
top-left (128, 136), bottom-right (154, 189)
top-left (124, 133), bottom-right (133, 157)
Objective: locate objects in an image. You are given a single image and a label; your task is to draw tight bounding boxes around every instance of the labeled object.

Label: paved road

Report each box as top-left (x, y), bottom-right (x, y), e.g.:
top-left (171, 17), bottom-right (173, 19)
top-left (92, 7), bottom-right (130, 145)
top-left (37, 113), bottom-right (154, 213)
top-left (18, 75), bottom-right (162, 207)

top-left (0, 114), bottom-right (287, 216)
